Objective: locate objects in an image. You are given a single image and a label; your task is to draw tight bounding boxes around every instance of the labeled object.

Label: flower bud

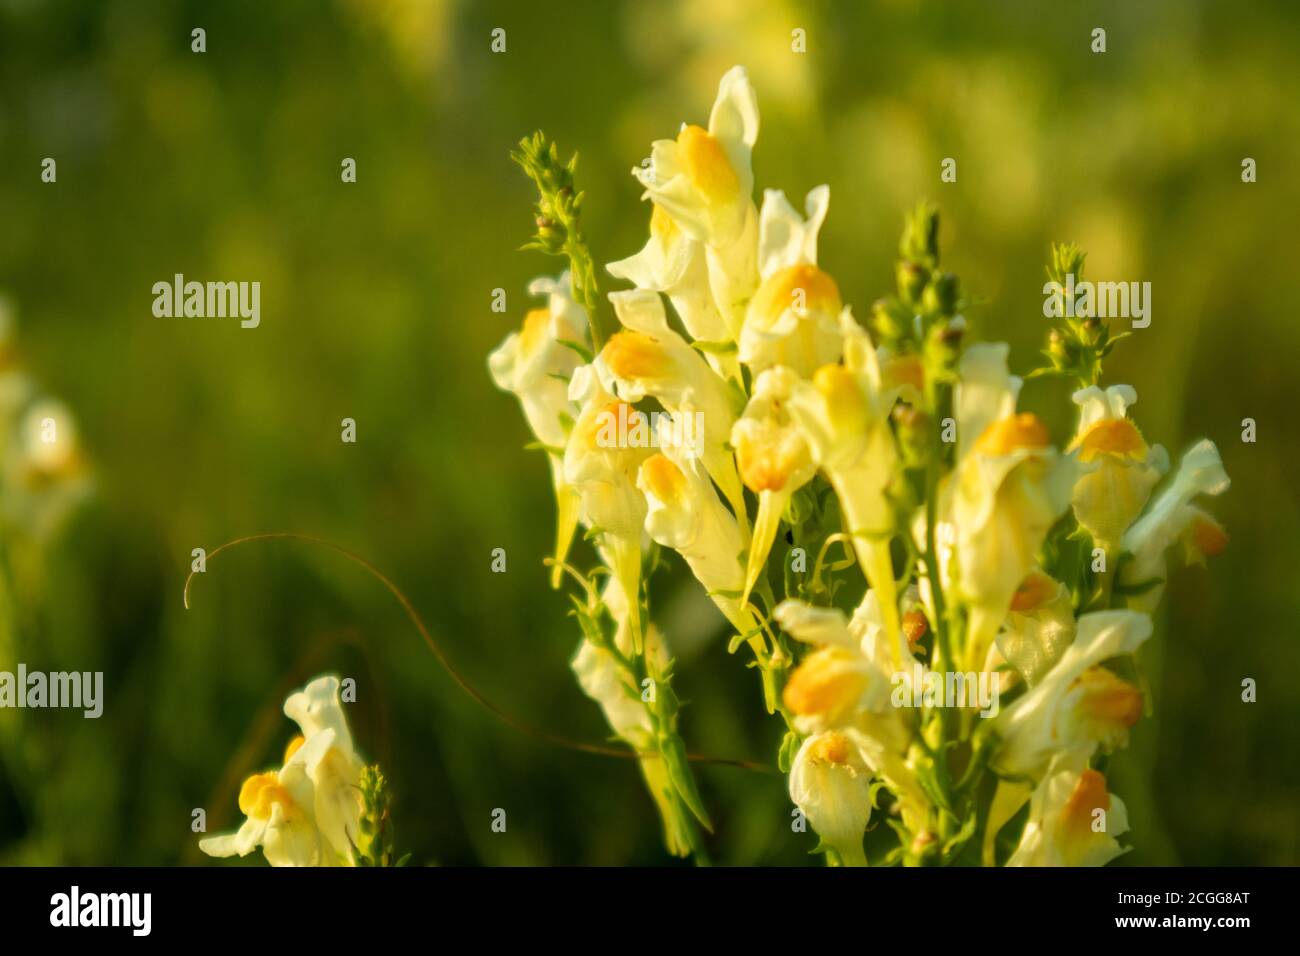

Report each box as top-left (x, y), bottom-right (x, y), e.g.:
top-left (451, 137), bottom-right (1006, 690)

top-left (872, 297), bottom-right (911, 344)
top-left (1047, 328), bottom-right (1077, 366)
top-left (896, 261), bottom-right (928, 305)
top-left (892, 403), bottom-right (929, 467)
top-left (1080, 316), bottom-right (1105, 346)
top-left (902, 609), bottom-right (929, 645)
top-left (922, 272), bottom-right (960, 316)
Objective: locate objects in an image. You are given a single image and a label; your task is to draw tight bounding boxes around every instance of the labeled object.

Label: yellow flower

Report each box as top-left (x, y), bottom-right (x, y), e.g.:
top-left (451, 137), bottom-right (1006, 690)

top-left (777, 594), bottom-right (930, 841)
top-left (598, 289), bottom-right (748, 536)
top-left (638, 420), bottom-right (752, 635)
top-left (1063, 666), bottom-right (1144, 752)
top-left (788, 730), bottom-right (874, 866)
top-left (607, 204), bottom-right (735, 378)
top-left (739, 186), bottom-right (843, 377)
top-left (993, 609), bottom-right (1151, 779)
top-left (1120, 439), bottom-right (1230, 613)
top-left (946, 344), bottom-right (1078, 674)
top-left (731, 367), bottom-right (815, 606)
top-left (489, 273), bottom-right (589, 585)
top-left (200, 675), bottom-right (363, 867)
top-left (786, 313), bottom-right (908, 669)
top-left (1067, 385), bottom-right (1168, 552)
top-left (488, 273), bottom-right (588, 449)
top-left (632, 66), bottom-right (760, 338)
top-left (563, 365), bottom-right (652, 649)
top-left (282, 676), bottom-right (366, 865)
top-left (632, 66), bottom-right (757, 249)
top-left (1006, 753), bottom-right (1130, 867)
top-left (995, 571), bottom-right (1076, 686)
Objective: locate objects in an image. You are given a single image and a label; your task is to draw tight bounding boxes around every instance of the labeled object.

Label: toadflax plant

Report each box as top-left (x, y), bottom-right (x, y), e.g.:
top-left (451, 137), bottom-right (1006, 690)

top-left (490, 67), bottom-right (1231, 866)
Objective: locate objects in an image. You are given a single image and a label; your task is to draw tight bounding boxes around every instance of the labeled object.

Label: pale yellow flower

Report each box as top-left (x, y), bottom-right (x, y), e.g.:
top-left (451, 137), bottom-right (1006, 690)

top-left (739, 186), bottom-right (843, 377)
top-left (1005, 752), bottom-right (1130, 867)
top-left (200, 676), bottom-right (363, 867)
top-left (993, 609), bottom-right (1151, 779)
top-left (283, 676), bottom-right (365, 864)
top-left (1120, 439), bottom-right (1230, 613)
top-left (1067, 385), bottom-right (1167, 552)
top-left (786, 312), bottom-right (907, 668)
top-left (946, 343), bottom-right (1078, 674)
top-left (995, 571), bottom-right (1076, 687)
top-left (788, 729), bottom-right (874, 866)
top-left (489, 273), bottom-right (589, 585)
top-left (632, 66), bottom-right (760, 337)
top-left (571, 576), bottom-right (691, 857)
top-left (731, 366), bottom-right (815, 606)
top-left (563, 364), bottom-right (652, 649)
top-left (778, 595), bottom-right (930, 840)
top-left (607, 204), bottom-right (735, 378)
top-left (638, 419), bottom-right (752, 636)
top-left (598, 288), bottom-right (748, 535)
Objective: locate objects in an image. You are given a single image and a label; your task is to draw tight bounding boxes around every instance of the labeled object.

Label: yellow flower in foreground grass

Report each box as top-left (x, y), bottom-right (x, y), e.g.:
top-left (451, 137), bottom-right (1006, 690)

top-left (633, 65), bottom-right (760, 337)
top-left (200, 676), bottom-right (362, 867)
top-left (948, 343), bottom-right (1078, 674)
top-left (786, 312), bottom-right (907, 668)
top-left (1005, 752), bottom-right (1130, 867)
top-left (1067, 385), bottom-right (1167, 553)
top-left (282, 675), bottom-right (366, 863)
top-left (739, 186), bottom-right (843, 377)
top-left (598, 288), bottom-right (747, 535)
top-left (489, 272), bottom-right (589, 585)
top-left (731, 366), bottom-right (815, 606)
top-left (1120, 439), bottom-right (1230, 613)
top-left (607, 204), bottom-right (735, 377)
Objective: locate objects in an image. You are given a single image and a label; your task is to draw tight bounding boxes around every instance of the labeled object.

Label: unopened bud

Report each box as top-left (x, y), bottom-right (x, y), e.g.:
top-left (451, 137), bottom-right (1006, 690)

top-left (922, 273), bottom-right (960, 316)
top-left (892, 403), bottom-right (929, 466)
top-left (872, 298), bottom-right (910, 343)
top-left (902, 609), bottom-right (929, 645)
top-left (896, 261), bottom-right (928, 305)
top-left (1081, 316), bottom-right (1104, 345)
top-left (1048, 328), bottom-right (1079, 367)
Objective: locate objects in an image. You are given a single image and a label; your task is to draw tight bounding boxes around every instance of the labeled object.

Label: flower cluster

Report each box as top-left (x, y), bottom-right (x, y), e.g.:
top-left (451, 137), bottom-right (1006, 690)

top-left (491, 67), bottom-right (1230, 865)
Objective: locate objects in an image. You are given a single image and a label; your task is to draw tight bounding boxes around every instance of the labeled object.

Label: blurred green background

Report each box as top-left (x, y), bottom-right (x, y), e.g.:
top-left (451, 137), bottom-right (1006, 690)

top-left (0, 0), bottom-right (1296, 865)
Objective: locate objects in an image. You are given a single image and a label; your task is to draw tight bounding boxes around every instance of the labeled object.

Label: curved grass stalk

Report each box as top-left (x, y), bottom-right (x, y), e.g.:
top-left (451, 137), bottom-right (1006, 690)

top-left (183, 531), bottom-right (773, 774)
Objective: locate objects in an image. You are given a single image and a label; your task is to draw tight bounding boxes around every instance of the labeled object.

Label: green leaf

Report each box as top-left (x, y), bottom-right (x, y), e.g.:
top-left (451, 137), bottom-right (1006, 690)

top-left (1111, 574), bottom-right (1164, 597)
top-left (557, 338), bottom-right (594, 363)
top-left (660, 734), bottom-right (713, 831)
top-left (778, 730), bottom-right (801, 774)
top-left (940, 812), bottom-right (978, 865)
